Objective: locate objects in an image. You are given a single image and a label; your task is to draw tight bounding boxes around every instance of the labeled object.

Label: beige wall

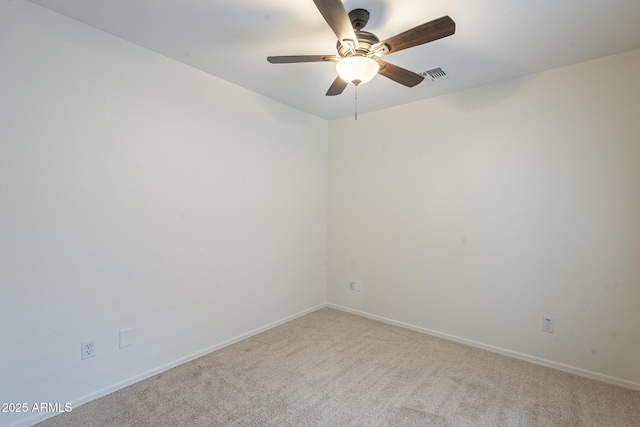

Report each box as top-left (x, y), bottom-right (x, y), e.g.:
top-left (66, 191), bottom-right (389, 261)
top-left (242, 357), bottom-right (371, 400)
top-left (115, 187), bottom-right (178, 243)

top-left (328, 49), bottom-right (640, 389)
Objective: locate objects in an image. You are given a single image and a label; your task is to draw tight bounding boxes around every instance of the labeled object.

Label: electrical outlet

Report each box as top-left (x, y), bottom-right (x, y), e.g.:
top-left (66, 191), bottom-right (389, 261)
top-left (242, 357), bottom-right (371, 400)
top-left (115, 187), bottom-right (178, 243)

top-left (542, 317), bottom-right (554, 333)
top-left (81, 340), bottom-right (95, 359)
top-left (348, 280), bottom-right (355, 291)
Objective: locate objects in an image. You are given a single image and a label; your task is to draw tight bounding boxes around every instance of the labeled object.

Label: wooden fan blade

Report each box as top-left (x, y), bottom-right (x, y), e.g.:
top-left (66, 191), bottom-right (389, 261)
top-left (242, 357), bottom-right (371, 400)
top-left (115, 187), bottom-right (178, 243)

top-left (313, 0), bottom-right (359, 49)
top-left (376, 16), bottom-right (455, 56)
top-left (376, 60), bottom-right (424, 87)
top-left (326, 76), bottom-right (348, 96)
top-left (267, 55), bottom-right (341, 64)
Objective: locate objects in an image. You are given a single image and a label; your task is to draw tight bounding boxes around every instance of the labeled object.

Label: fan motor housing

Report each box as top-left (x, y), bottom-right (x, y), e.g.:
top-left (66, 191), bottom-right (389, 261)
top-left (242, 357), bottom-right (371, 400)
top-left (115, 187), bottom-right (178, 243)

top-left (337, 30), bottom-right (379, 57)
top-left (336, 9), bottom-right (382, 58)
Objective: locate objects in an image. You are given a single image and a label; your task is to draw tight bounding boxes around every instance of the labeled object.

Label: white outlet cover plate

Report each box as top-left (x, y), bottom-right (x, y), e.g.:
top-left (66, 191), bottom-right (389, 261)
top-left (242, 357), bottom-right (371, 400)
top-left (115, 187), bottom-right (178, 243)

top-left (81, 340), bottom-right (95, 359)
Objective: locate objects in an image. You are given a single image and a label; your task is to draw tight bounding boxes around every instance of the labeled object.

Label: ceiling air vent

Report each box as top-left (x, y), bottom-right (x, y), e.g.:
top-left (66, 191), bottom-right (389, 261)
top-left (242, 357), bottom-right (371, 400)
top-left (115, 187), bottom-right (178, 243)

top-left (420, 67), bottom-right (448, 82)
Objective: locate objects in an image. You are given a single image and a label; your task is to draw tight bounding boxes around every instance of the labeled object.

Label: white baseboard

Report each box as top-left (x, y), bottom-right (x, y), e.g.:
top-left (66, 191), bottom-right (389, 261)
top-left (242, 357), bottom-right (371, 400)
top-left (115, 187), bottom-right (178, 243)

top-left (11, 304), bottom-right (327, 427)
top-left (327, 303), bottom-right (640, 392)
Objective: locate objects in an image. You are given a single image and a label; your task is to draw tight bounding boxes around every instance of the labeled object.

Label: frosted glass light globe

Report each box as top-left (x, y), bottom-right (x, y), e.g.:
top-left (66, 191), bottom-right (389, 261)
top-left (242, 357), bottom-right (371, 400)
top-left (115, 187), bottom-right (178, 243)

top-left (336, 56), bottom-right (379, 85)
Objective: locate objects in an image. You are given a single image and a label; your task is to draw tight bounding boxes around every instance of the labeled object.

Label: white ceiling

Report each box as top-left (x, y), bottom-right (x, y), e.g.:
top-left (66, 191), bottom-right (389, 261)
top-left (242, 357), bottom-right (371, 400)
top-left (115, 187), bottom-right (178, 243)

top-left (27, 0), bottom-right (640, 120)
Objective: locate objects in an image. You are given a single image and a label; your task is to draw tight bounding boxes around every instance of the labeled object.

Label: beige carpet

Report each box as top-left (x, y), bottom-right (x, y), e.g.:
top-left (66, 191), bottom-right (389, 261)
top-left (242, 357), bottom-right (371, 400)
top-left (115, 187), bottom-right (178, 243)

top-left (36, 308), bottom-right (640, 426)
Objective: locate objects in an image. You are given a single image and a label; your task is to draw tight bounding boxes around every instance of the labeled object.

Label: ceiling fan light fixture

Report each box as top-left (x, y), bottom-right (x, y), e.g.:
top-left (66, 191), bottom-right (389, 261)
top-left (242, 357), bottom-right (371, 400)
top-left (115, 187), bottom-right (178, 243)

top-left (336, 56), bottom-right (379, 85)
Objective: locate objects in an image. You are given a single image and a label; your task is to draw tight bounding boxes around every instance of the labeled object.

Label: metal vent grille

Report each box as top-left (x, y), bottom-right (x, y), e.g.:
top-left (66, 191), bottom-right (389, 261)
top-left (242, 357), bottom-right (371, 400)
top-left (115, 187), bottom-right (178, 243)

top-left (420, 67), bottom-right (448, 82)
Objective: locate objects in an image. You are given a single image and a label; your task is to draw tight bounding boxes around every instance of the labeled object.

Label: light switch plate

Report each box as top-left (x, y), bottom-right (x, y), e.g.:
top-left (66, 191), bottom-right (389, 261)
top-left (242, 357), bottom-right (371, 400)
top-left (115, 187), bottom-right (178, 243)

top-left (119, 328), bottom-right (133, 348)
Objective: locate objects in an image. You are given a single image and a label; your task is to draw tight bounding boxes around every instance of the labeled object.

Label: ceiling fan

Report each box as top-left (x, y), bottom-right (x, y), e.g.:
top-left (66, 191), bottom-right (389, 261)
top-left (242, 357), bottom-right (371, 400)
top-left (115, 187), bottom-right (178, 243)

top-left (267, 0), bottom-right (456, 96)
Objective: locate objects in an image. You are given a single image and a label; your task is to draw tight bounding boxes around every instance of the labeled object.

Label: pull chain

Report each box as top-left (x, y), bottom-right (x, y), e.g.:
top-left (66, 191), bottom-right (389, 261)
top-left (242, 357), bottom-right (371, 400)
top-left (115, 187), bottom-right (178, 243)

top-left (353, 79), bottom-right (361, 121)
top-left (355, 83), bottom-right (358, 120)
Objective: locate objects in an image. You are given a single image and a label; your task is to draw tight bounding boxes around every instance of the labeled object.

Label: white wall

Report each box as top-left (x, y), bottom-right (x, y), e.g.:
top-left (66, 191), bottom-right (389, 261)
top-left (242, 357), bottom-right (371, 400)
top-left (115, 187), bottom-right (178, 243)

top-left (328, 49), bottom-right (640, 389)
top-left (0, 1), bottom-right (327, 425)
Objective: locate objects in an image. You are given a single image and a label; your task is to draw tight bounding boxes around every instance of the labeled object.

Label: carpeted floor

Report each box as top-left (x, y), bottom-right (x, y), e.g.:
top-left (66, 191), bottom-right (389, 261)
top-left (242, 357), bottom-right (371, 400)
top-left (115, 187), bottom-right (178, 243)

top-left (36, 308), bottom-right (640, 426)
